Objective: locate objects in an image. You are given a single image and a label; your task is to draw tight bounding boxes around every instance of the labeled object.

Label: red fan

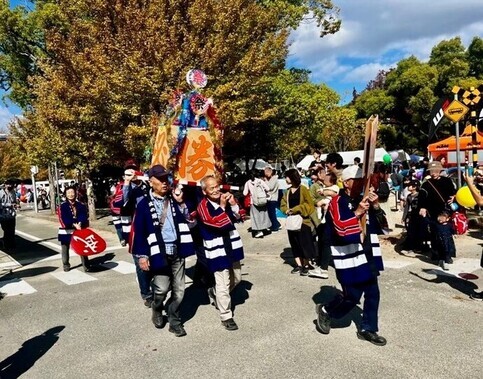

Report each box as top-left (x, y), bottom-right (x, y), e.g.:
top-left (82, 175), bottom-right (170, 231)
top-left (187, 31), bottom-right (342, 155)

top-left (70, 228), bottom-right (107, 256)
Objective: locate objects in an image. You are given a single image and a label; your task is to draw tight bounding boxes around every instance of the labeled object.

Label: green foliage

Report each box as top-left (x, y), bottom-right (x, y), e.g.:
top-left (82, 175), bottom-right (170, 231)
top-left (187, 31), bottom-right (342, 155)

top-left (355, 36), bottom-right (483, 154)
top-left (466, 37), bottom-right (483, 79)
top-left (2, 0), bottom-right (341, 173)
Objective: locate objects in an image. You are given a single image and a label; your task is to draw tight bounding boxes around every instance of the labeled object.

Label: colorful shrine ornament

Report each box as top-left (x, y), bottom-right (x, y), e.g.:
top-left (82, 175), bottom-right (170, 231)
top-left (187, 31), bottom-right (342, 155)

top-left (186, 69), bottom-right (208, 89)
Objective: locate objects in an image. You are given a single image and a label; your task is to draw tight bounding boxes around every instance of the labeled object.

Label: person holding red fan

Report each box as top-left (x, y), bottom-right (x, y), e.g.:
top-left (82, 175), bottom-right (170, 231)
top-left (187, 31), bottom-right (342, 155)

top-left (58, 186), bottom-right (90, 272)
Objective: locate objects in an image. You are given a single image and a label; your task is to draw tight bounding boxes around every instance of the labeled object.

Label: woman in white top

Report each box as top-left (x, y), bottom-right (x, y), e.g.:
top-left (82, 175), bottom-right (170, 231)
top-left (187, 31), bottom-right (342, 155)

top-left (243, 170), bottom-right (271, 238)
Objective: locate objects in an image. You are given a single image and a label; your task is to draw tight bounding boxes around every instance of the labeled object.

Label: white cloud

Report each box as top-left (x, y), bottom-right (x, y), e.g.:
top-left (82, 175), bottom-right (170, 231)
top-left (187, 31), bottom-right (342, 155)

top-left (288, 0), bottom-right (483, 92)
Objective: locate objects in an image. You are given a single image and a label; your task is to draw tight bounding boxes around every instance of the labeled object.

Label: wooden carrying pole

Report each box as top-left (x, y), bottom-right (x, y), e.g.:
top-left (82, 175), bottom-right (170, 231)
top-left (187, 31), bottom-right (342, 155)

top-left (361, 115), bottom-right (379, 238)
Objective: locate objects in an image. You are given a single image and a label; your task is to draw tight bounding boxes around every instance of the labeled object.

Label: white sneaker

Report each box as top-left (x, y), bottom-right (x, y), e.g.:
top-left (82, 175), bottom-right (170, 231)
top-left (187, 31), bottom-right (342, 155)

top-left (254, 232), bottom-right (263, 238)
top-left (308, 267), bottom-right (329, 279)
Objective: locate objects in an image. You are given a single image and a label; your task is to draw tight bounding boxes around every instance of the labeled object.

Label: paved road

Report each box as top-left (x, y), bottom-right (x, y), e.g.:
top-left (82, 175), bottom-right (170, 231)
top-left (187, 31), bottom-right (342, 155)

top-left (0, 211), bottom-right (482, 379)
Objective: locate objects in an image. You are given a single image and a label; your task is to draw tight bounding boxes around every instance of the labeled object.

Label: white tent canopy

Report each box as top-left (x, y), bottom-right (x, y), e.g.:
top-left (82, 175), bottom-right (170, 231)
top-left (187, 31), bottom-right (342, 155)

top-left (297, 148), bottom-right (389, 170)
top-left (234, 158), bottom-right (269, 171)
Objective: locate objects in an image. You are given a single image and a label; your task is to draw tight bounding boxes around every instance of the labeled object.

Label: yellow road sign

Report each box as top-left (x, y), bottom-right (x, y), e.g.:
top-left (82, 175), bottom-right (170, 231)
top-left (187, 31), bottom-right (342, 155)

top-left (444, 100), bottom-right (469, 123)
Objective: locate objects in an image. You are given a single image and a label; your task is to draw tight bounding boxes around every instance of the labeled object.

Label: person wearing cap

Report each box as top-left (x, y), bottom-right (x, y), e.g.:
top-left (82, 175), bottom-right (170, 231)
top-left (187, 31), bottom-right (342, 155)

top-left (316, 164), bottom-right (387, 346)
top-left (418, 161), bottom-right (456, 267)
top-left (197, 175), bottom-right (244, 331)
top-left (113, 163), bottom-right (153, 307)
top-left (264, 165), bottom-right (281, 232)
top-left (131, 164), bottom-right (195, 337)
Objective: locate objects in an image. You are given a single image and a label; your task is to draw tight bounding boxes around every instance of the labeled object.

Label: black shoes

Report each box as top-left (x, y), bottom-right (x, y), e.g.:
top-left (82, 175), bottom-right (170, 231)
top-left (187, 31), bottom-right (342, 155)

top-left (221, 318), bottom-right (238, 331)
top-left (169, 324), bottom-right (187, 337)
top-left (120, 240), bottom-right (127, 247)
top-left (152, 312), bottom-right (166, 329)
top-left (143, 298), bottom-right (153, 308)
top-left (357, 330), bottom-right (387, 346)
top-left (63, 265), bottom-right (70, 272)
top-left (291, 266), bottom-right (302, 274)
top-left (470, 291), bottom-right (483, 301)
top-left (315, 304), bottom-right (331, 334)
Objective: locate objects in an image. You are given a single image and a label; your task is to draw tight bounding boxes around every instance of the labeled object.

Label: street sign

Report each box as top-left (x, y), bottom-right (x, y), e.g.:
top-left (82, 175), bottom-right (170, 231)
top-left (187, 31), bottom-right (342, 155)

top-left (30, 165), bottom-right (39, 175)
top-left (444, 100), bottom-right (469, 123)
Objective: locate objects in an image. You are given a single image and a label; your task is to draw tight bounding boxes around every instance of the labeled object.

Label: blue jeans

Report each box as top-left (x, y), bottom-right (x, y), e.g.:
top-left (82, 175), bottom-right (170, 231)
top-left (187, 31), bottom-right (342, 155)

top-left (325, 277), bottom-right (380, 332)
top-left (133, 255), bottom-right (153, 300)
top-left (266, 200), bottom-right (281, 231)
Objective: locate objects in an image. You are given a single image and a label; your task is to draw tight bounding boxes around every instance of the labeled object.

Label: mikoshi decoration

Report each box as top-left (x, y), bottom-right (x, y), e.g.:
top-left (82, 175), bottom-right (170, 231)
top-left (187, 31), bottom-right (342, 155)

top-left (151, 69), bottom-right (223, 182)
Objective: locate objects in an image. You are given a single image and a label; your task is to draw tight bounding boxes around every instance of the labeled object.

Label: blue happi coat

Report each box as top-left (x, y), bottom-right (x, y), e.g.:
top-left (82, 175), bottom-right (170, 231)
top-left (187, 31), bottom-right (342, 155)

top-left (196, 198), bottom-right (244, 273)
top-left (58, 201), bottom-right (89, 244)
top-left (130, 194), bottom-right (195, 271)
top-left (326, 191), bottom-right (384, 285)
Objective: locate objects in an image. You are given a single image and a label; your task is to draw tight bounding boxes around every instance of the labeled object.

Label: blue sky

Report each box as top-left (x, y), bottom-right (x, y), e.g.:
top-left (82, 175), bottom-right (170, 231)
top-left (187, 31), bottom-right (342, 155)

top-left (2, 0), bottom-right (483, 129)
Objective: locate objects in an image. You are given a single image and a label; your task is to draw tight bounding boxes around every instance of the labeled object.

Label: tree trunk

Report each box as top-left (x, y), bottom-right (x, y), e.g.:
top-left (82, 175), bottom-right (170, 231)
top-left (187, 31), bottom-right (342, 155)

top-left (48, 163), bottom-right (57, 215)
top-left (87, 179), bottom-right (97, 221)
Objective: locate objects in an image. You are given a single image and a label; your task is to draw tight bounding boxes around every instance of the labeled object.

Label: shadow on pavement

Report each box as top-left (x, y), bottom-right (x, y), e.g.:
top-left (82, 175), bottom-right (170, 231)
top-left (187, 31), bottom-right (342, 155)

top-left (312, 285), bottom-right (363, 331)
top-left (410, 269), bottom-right (478, 296)
top-left (3, 236), bottom-right (59, 266)
top-left (280, 247), bottom-right (295, 268)
top-left (71, 252), bottom-right (116, 272)
top-left (0, 325), bottom-right (65, 379)
top-left (232, 280), bottom-right (252, 309)
top-left (1, 266), bottom-right (58, 280)
top-left (181, 285), bottom-right (210, 324)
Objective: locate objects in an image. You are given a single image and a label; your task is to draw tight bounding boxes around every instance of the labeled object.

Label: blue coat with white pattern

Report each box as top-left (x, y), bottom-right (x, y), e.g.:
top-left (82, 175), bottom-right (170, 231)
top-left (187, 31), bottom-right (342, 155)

top-left (326, 191), bottom-right (384, 285)
top-left (130, 195), bottom-right (195, 271)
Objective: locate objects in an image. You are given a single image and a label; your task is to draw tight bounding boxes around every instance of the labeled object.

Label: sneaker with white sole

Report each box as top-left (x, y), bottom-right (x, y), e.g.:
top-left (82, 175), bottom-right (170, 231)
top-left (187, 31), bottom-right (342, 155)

top-left (308, 267), bottom-right (329, 279)
top-left (254, 231), bottom-right (263, 238)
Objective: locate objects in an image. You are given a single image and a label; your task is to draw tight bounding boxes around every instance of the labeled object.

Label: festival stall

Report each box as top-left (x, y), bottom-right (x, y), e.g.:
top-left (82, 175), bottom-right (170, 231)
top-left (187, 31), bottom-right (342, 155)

top-left (427, 124), bottom-right (483, 164)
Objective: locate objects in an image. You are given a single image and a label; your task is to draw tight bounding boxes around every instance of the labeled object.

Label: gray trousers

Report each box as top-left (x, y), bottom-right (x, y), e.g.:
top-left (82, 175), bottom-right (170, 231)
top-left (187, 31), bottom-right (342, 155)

top-left (214, 261), bottom-right (242, 321)
top-left (151, 254), bottom-right (185, 327)
top-left (61, 243), bottom-right (89, 269)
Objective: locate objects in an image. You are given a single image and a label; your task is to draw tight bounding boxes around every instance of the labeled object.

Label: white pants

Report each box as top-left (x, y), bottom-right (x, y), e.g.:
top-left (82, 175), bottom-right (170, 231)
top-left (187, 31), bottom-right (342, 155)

top-left (214, 261), bottom-right (242, 321)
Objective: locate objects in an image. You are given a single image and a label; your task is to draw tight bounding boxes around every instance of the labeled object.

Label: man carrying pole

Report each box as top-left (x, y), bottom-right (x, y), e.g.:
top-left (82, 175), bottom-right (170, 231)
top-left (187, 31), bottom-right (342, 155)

top-left (315, 116), bottom-right (387, 346)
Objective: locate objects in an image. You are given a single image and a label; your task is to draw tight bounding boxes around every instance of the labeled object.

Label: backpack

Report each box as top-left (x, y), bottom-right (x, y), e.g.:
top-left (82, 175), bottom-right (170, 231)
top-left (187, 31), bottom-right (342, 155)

top-left (251, 182), bottom-right (268, 207)
top-left (451, 211), bottom-right (468, 235)
top-left (377, 181), bottom-right (391, 202)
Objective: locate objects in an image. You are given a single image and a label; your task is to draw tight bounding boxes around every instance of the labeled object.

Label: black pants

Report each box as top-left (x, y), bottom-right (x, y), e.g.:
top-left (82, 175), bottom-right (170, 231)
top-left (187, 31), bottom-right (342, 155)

top-left (287, 224), bottom-right (317, 260)
top-left (316, 224), bottom-right (331, 270)
top-left (1, 218), bottom-right (16, 249)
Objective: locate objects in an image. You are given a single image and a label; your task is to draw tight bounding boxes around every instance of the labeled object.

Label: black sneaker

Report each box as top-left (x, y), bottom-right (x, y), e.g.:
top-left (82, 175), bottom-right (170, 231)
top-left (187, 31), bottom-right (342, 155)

top-left (315, 304), bottom-right (331, 334)
top-left (357, 330), bottom-right (387, 346)
top-left (300, 267), bottom-right (310, 276)
top-left (143, 298), bottom-right (153, 308)
top-left (169, 324), bottom-right (187, 337)
top-left (290, 266), bottom-right (302, 274)
top-left (63, 265), bottom-right (71, 272)
top-left (221, 318), bottom-right (238, 331)
top-left (120, 240), bottom-right (127, 247)
top-left (470, 291), bottom-right (483, 301)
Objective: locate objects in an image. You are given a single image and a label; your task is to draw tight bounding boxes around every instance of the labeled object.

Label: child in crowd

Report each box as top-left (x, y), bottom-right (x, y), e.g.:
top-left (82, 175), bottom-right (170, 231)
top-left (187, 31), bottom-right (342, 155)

top-left (317, 172), bottom-right (339, 223)
top-left (434, 211), bottom-right (456, 270)
top-left (401, 180), bottom-right (424, 256)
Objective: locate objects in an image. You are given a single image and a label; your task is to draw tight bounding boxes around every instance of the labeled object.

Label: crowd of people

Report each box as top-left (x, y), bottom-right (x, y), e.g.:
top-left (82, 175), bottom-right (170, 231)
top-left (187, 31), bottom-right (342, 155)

top-left (4, 150), bottom-right (481, 343)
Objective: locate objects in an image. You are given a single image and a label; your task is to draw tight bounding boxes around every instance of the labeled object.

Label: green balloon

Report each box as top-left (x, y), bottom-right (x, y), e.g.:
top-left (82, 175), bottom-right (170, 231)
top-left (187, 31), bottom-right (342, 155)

top-left (382, 154), bottom-right (392, 164)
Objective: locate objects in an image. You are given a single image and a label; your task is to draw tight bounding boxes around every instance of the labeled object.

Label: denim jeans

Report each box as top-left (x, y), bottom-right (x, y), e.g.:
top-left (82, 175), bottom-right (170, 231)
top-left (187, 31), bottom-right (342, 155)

top-left (133, 255), bottom-right (153, 300)
top-left (325, 277), bottom-right (380, 332)
top-left (266, 201), bottom-right (281, 231)
top-left (151, 254), bottom-right (186, 327)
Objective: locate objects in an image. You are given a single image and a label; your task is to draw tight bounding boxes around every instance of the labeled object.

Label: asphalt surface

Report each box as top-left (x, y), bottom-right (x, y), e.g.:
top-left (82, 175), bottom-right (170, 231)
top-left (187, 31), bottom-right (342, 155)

top-left (0, 204), bottom-right (482, 379)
